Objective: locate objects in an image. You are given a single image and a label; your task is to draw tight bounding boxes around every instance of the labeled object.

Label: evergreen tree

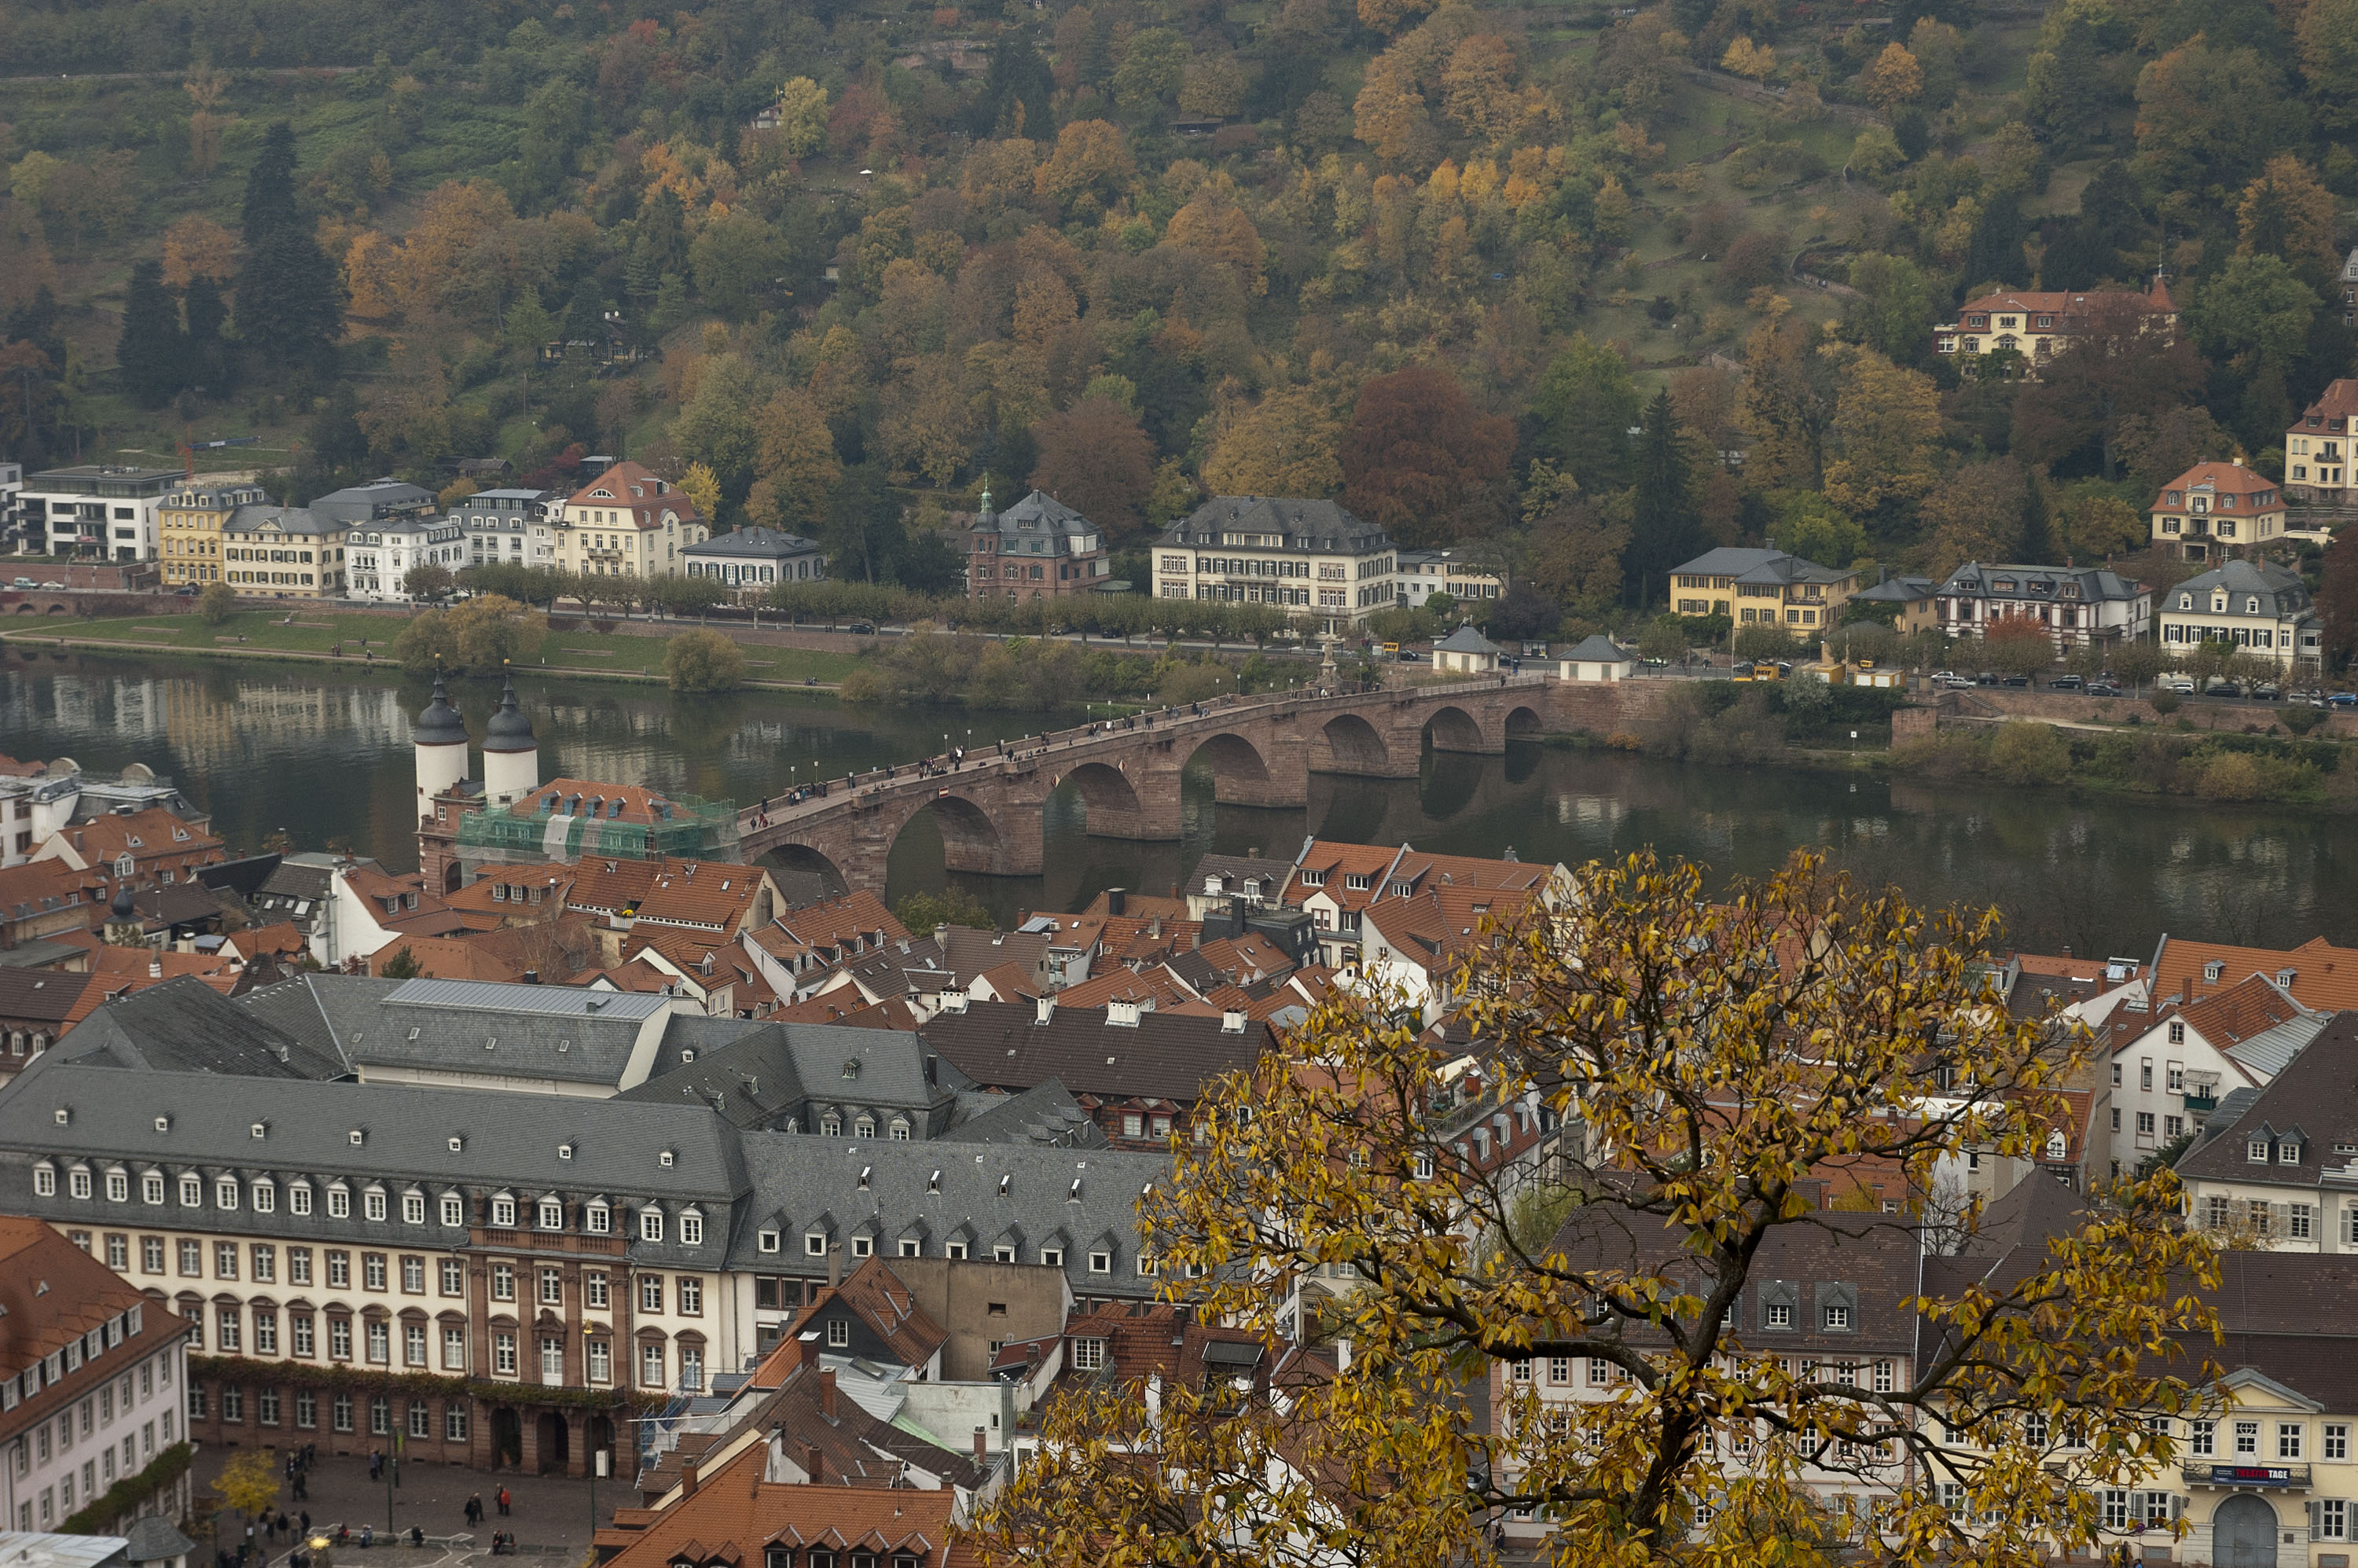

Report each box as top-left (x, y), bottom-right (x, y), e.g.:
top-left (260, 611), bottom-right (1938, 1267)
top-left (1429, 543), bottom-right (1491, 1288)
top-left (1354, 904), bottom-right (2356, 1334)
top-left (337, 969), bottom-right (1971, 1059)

top-left (237, 224), bottom-right (345, 372)
top-left (626, 189), bottom-right (689, 303)
top-left (1624, 389), bottom-right (1704, 607)
top-left (973, 31), bottom-right (1055, 137)
top-left (116, 260), bottom-right (185, 409)
top-left (2079, 161), bottom-right (2147, 250)
top-left (2019, 473), bottom-right (2055, 564)
top-left (241, 121), bottom-right (300, 244)
top-left (182, 276), bottom-right (231, 394)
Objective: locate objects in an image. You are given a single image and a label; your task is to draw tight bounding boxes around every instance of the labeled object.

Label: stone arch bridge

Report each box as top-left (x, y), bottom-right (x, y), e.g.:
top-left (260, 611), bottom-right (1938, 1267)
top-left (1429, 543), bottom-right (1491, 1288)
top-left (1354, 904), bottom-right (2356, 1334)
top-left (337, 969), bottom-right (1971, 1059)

top-left (738, 675), bottom-right (1556, 890)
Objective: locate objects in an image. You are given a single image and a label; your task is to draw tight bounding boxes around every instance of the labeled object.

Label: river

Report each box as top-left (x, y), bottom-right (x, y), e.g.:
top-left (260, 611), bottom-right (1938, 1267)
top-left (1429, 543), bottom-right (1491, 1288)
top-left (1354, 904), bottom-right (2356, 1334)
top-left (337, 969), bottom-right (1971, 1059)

top-left (3, 648), bottom-right (2350, 958)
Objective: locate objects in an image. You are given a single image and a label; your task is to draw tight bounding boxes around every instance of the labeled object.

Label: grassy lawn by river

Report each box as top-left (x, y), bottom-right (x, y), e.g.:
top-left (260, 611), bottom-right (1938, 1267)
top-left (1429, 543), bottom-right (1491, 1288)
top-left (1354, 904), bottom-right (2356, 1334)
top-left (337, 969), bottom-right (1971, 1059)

top-left (3, 610), bottom-right (865, 686)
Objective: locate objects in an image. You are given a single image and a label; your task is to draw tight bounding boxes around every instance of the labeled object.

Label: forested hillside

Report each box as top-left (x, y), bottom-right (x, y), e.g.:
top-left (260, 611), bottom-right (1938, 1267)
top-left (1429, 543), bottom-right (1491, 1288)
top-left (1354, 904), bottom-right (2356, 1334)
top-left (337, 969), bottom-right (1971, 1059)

top-left (2, 0), bottom-right (2353, 635)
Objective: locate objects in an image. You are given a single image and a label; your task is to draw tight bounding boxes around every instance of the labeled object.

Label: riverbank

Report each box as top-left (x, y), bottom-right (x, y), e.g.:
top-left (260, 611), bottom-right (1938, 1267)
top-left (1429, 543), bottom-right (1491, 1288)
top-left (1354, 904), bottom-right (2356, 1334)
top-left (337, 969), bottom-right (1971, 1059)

top-left (2, 610), bottom-right (862, 690)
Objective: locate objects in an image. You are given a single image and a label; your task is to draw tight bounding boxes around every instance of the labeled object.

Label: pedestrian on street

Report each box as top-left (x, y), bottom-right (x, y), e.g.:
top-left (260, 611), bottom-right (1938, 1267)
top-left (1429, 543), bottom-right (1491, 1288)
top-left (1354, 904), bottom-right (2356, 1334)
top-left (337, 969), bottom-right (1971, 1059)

top-left (498, 1486), bottom-right (512, 1518)
top-left (466, 1495), bottom-right (483, 1529)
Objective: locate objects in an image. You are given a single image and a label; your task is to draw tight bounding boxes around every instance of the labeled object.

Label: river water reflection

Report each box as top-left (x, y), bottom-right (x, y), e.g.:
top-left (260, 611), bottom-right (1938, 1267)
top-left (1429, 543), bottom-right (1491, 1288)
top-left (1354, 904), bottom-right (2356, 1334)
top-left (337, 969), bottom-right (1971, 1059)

top-left (3, 649), bottom-right (2349, 957)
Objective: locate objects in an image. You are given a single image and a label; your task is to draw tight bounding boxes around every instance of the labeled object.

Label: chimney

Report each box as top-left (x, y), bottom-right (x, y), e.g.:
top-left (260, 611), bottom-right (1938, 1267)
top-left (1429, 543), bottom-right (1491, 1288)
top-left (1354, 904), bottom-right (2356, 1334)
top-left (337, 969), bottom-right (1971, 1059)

top-left (828, 1244), bottom-right (842, 1288)
top-left (972, 1426), bottom-right (988, 1460)
top-left (521, 969), bottom-right (539, 985)
top-left (148, 959), bottom-right (163, 979)
top-left (1035, 994), bottom-right (1056, 1026)
top-left (821, 1368), bottom-right (839, 1421)
top-left (804, 1445), bottom-right (824, 1482)
top-left (681, 1458), bottom-right (700, 1498)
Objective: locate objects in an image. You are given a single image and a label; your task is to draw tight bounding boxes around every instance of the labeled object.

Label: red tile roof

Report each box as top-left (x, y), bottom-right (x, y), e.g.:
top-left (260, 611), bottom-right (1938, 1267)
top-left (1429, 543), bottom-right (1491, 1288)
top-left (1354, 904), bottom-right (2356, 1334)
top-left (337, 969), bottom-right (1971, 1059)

top-left (597, 1444), bottom-right (968, 1568)
top-left (2152, 935), bottom-right (2358, 1013)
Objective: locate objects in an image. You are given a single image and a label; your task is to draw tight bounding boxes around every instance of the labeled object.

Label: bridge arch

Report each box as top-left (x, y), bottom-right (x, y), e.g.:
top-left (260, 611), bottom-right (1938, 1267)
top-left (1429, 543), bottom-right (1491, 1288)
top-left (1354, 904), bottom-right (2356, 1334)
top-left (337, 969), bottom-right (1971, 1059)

top-left (1506, 703), bottom-right (1546, 740)
top-left (902, 793), bottom-right (1008, 876)
top-left (1312, 711), bottom-right (1392, 776)
top-left (759, 840), bottom-right (851, 898)
top-left (1057, 760), bottom-right (1145, 821)
top-left (1422, 704), bottom-right (1491, 753)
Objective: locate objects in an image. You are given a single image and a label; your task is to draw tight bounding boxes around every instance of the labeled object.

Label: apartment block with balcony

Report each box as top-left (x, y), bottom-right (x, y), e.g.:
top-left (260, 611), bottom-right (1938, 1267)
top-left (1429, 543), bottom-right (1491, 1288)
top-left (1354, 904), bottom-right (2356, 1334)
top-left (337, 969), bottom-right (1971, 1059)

top-left (1154, 498), bottom-right (1394, 634)
top-left (17, 468), bottom-right (179, 561)
top-left (2286, 380), bottom-right (2358, 509)
top-left (2100, 974), bottom-right (2325, 1183)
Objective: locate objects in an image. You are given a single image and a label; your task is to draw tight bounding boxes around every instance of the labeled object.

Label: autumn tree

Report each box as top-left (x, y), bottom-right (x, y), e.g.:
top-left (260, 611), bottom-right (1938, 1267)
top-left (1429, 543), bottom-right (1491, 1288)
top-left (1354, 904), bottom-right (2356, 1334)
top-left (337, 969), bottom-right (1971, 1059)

top-left (2236, 156), bottom-right (2338, 282)
top-left (1339, 367), bottom-right (1513, 546)
top-left (746, 389), bottom-right (840, 533)
top-left (1919, 458), bottom-right (2029, 578)
top-left (1202, 382), bottom-right (1346, 498)
top-left (2055, 491), bottom-right (2147, 560)
top-left (1979, 613), bottom-right (2058, 678)
top-left (2011, 299), bottom-right (2209, 480)
top-left (2318, 529), bottom-right (2358, 665)
top-left (162, 216), bottom-right (237, 291)
top-left (665, 628), bottom-right (748, 692)
top-left (1857, 42), bottom-right (1924, 108)
top-left (1820, 347), bottom-right (1940, 519)
top-left (978, 853), bottom-right (2219, 1568)
top-left (1030, 398), bottom-right (1156, 538)
top-left (196, 582), bottom-right (237, 625)
top-left (1739, 314), bottom-right (1835, 490)
top-left (1720, 36), bottom-right (1774, 79)
top-left (391, 595), bottom-right (546, 674)
top-left (402, 562), bottom-right (456, 601)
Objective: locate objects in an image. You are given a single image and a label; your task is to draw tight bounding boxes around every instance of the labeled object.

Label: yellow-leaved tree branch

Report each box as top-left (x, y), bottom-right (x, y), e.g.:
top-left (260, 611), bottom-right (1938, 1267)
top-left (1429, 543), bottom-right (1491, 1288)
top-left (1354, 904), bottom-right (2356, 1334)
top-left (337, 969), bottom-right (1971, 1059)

top-left (978, 850), bottom-right (2222, 1568)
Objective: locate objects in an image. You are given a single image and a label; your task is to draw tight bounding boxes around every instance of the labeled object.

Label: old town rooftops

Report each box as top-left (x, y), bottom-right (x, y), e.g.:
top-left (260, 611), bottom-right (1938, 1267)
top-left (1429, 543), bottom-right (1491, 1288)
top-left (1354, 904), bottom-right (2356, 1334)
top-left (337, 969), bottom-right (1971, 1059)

top-left (1934, 563), bottom-right (2144, 602)
top-left (916, 997), bottom-right (1271, 1104)
top-left (57, 975), bottom-right (345, 1078)
top-left (2150, 934), bottom-right (2358, 1012)
top-left (0, 1212), bottom-right (153, 1381)
top-left (615, 1018), bottom-right (955, 1129)
top-left (2176, 1012), bottom-right (2358, 1189)
top-left (1669, 546), bottom-right (1853, 587)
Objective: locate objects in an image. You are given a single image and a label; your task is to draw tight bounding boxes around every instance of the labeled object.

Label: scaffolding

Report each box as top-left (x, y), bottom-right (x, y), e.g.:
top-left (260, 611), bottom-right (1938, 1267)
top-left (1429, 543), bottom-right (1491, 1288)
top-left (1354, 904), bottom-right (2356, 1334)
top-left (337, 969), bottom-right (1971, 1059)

top-left (454, 791), bottom-right (740, 864)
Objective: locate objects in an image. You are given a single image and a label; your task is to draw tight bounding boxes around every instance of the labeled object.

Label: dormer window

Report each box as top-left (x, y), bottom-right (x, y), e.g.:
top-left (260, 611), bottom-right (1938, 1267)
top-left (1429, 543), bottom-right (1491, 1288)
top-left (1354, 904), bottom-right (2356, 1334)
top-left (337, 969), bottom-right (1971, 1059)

top-left (2280, 1141), bottom-right (2303, 1165)
top-left (2205, 961), bottom-right (2224, 982)
top-left (2250, 1139), bottom-right (2272, 1163)
top-left (538, 1199), bottom-right (564, 1230)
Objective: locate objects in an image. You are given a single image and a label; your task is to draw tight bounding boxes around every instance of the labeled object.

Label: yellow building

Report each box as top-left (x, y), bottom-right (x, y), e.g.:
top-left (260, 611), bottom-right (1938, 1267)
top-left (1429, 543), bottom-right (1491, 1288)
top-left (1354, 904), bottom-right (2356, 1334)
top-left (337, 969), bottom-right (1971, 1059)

top-left (2147, 461), bottom-right (2286, 563)
top-left (552, 461), bottom-right (707, 582)
top-left (1669, 546), bottom-right (1863, 630)
top-left (221, 503), bottom-right (347, 598)
top-left (157, 481), bottom-right (267, 589)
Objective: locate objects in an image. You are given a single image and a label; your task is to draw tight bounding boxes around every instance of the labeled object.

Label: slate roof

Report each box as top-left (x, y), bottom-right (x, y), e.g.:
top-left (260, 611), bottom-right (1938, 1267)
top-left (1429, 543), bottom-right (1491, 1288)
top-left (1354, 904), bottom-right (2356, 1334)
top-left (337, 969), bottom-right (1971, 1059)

top-left (618, 1019), bottom-right (956, 1131)
top-left (939, 1080), bottom-right (1107, 1148)
top-left (686, 525), bottom-right (824, 560)
top-left (1162, 497), bottom-right (1390, 553)
top-left (1669, 546), bottom-right (1851, 586)
top-left (308, 478), bottom-right (437, 524)
top-left (237, 973), bottom-right (695, 1088)
top-left (1186, 854), bottom-right (1295, 902)
top-left (221, 502), bottom-right (329, 538)
top-left (122, 1518), bottom-right (196, 1565)
top-left (2177, 1012), bottom-right (2358, 1190)
top-left (1848, 575), bottom-right (1934, 604)
top-left (1562, 633), bottom-right (1634, 663)
top-left (0, 1052), bottom-right (751, 1211)
top-left (57, 976), bottom-right (347, 1078)
top-left (1935, 562), bottom-right (2144, 603)
top-left (2159, 560), bottom-right (2313, 619)
top-left (916, 998), bottom-right (1271, 1104)
top-left (727, 1130), bottom-right (1169, 1291)
top-left (1434, 626), bottom-right (1504, 655)
top-left (974, 488), bottom-right (1096, 542)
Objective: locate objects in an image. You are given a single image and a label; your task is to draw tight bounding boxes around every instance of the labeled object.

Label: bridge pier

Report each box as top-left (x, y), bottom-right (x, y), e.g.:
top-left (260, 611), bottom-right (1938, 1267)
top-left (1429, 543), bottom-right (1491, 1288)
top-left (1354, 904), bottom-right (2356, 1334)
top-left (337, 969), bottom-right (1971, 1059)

top-left (1080, 766), bottom-right (1186, 841)
top-left (942, 790), bottom-right (1046, 876)
top-left (1210, 736), bottom-right (1309, 808)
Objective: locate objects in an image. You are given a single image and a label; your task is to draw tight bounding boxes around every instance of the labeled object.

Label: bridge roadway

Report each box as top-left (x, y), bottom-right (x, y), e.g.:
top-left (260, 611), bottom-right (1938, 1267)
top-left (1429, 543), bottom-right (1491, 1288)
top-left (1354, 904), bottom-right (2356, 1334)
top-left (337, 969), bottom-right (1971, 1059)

top-left (735, 674), bottom-right (1557, 890)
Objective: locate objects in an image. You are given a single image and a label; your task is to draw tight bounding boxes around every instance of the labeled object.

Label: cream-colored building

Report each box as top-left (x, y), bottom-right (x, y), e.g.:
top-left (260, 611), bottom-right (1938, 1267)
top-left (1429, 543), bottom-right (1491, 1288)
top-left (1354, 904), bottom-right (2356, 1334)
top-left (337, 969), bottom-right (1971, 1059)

top-left (2286, 380), bottom-right (2358, 508)
top-left (1395, 547), bottom-right (1503, 609)
top-left (220, 505), bottom-right (346, 598)
top-left (156, 482), bottom-right (266, 589)
top-left (553, 462), bottom-right (707, 582)
top-left (2150, 462), bottom-right (2287, 563)
top-left (2154, 560), bottom-right (2322, 673)
top-left (1153, 497), bottom-right (1395, 635)
top-left (1931, 274), bottom-right (2178, 372)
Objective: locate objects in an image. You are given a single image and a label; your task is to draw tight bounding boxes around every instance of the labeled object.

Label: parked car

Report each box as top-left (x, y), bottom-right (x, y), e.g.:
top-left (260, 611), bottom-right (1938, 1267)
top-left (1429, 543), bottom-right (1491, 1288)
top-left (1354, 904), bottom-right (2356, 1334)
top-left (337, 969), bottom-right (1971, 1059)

top-left (9, 576), bottom-right (33, 589)
top-left (2085, 681), bottom-right (2124, 697)
top-left (2333, 692), bottom-right (2358, 708)
top-left (845, 622), bottom-right (876, 635)
top-left (2048, 674), bottom-right (2084, 691)
top-left (2163, 676), bottom-right (2196, 695)
top-left (39, 582), bottom-right (64, 590)
top-left (2001, 674), bottom-right (2031, 687)
top-left (2252, 682), bottom-right (2282, 701)
top-left (1974, 672), bottom-right (2002, 686)
top-left (1398, 648), bottom-right (1422, 662)
top-left (2207, 679), bottom-right (2243, 699)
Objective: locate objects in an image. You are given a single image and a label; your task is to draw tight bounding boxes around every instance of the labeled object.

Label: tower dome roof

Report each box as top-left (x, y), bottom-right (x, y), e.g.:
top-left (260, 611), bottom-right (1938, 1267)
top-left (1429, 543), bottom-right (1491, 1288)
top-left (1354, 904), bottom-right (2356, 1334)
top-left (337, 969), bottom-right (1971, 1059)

top-left (110, 883), bottom-right (138, 920)
top-left (413, 674), bottom-right (468, 746)
top-left (483, 674), bottom-right (536, 752)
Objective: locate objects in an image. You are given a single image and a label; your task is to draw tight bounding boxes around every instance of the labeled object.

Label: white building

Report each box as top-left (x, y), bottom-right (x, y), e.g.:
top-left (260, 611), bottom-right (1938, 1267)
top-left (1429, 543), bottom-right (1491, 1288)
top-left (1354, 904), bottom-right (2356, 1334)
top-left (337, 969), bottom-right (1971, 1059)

top-left (2154, 560), bottom-right (2323, 673)
top-left (685, 527), bottom-right (828, 597)
top-left (1394, 547), bottom-right (1503, 609)
top-left (346, 516), bottom-right (467, 601)
top-left (1932, 562), bottom-right (2150, 651)
top-left (452, 490), bottom-right (557, 571)
top-left (2101, 973), bottom-right (2325, 1183)
top-left (15, 468), bottom-right (178, 561)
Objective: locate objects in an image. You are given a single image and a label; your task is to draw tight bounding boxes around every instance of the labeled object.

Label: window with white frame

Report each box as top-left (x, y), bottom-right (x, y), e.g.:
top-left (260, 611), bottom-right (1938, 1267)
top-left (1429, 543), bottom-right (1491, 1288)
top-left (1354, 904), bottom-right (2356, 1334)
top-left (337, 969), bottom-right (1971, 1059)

top-left (640, 1209), bottom-right (664, 1243)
